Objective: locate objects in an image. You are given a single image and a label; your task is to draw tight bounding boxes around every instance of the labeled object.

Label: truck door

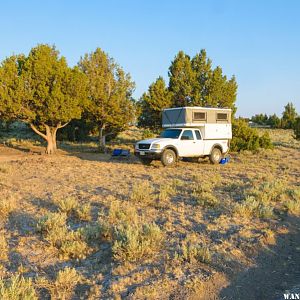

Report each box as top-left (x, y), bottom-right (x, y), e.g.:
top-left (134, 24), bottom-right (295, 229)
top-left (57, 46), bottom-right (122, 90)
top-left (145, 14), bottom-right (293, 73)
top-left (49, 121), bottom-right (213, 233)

top-left (178, 129), bottom-right (204, 157)
top-left (193, 129), bottom-right (204, 155)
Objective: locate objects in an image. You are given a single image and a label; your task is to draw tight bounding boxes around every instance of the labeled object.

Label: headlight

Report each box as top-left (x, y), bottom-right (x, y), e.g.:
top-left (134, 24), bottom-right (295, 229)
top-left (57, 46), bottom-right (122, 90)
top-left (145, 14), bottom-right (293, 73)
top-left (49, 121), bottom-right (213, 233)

top-left (151, 143), bottom-right (161, 149)
top-left (135, 143), bottom-right (139, 150)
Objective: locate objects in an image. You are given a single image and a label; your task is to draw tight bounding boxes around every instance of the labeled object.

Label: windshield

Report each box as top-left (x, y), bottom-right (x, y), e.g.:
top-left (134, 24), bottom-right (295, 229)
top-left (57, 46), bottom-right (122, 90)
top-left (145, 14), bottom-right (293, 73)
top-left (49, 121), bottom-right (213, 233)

top-left (159, 129), bottom-right (182, 139)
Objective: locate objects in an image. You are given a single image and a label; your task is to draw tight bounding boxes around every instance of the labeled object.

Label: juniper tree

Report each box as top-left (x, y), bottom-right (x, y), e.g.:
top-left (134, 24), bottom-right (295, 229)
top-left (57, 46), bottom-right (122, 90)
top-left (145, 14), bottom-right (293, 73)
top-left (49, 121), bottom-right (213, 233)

top-left (0, 45), bottom-right (87, 154)
top-left (78, 48), bottom-right (135, 151)
top-left (138, 77), bottom-right (172, 129)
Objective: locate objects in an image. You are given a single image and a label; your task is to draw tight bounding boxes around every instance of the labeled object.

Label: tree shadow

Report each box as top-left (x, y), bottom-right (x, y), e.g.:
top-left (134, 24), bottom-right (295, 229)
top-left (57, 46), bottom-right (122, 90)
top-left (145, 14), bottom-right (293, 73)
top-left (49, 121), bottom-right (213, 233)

top-left (219, 215), bottom-right (300, 300)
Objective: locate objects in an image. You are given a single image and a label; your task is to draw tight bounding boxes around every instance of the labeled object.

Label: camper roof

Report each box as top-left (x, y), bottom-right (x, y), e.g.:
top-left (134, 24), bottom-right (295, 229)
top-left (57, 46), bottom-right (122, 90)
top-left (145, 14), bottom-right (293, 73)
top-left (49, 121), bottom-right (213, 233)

top-left (163, 106), bottom-right (232, 112)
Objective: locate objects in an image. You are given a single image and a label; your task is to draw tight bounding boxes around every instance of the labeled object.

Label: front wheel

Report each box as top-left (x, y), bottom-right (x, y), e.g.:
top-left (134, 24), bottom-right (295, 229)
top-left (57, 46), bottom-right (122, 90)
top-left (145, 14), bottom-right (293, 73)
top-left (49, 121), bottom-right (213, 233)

top-left (161, 149), bottom-right (176, 167)
top-left (209, 147), bottom-right (222, 164)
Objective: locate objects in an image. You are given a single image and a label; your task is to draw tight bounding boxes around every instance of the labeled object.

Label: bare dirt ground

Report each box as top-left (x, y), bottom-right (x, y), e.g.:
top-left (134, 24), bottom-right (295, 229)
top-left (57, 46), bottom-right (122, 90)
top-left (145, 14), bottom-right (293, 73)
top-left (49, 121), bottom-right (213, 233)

top-left (0, 129), bottom-right (300, 299)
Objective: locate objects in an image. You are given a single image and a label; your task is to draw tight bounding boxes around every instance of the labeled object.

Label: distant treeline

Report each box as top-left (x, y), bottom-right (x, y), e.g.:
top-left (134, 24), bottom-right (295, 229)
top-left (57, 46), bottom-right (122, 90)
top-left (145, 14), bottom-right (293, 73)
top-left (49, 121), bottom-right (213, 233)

top-left (250, 102), bottom-right (298, 129)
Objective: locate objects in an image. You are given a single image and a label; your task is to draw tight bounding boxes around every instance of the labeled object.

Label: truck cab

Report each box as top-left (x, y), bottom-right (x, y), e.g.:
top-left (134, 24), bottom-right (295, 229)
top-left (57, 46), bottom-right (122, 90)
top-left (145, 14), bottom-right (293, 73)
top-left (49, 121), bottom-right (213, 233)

top-left (135, 106), bottom-right (232, 167)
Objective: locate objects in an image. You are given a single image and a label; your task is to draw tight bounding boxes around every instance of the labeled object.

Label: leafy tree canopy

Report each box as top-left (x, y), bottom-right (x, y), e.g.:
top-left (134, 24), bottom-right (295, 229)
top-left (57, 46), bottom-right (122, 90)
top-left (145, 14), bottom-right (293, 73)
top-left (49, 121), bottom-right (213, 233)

top-left (78, 48), bottom-right (135, 150)
top-left (0, 44), bottom-right (87, 153)
top-left (139, 49), bottom-right (237, 128)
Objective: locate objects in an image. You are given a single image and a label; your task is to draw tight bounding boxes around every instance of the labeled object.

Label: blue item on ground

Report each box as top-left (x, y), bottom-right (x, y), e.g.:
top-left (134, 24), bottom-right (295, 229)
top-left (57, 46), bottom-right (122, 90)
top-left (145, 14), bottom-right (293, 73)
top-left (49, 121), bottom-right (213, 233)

top-left (220, 157), bottom-right (230, 164)
top-left (112, 149), bottom-right (130, 157)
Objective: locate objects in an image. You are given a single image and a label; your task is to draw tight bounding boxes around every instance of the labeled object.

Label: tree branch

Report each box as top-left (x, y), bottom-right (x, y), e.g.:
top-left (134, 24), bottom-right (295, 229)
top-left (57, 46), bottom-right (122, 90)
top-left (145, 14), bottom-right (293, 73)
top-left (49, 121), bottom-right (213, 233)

top-left (29, 124), bottom-right (47, 140)
top-left (57, 121), bottom-right (70, 129)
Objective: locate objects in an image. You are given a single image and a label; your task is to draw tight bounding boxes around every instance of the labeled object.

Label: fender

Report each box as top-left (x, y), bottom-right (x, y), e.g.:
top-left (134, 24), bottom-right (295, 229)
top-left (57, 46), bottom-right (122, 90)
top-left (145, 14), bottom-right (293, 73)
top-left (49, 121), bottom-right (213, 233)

top-left (210, 143), bottom-right (223, 154)
top-left (162, 145), bottom-right (179, 157)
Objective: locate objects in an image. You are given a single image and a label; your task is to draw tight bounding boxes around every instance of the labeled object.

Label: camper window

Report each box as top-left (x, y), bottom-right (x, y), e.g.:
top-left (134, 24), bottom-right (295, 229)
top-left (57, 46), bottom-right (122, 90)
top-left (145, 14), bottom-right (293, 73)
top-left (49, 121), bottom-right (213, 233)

top-left (193, 112), bottom-right (206, 121)
top-left (216, 113), bottom-right (228, 121)
top-left (181, 130), bottom-right (194, 140)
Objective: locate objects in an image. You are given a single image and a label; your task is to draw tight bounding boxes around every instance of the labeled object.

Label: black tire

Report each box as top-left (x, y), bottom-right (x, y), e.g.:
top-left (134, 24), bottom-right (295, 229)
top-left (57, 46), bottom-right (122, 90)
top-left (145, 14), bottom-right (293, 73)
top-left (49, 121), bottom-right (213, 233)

top-left (140, 157), bottom-right (153, 165)
top-left (209, 147), bottom-right (222, 164)
top-left (161, 149), bottom-right (176, 167)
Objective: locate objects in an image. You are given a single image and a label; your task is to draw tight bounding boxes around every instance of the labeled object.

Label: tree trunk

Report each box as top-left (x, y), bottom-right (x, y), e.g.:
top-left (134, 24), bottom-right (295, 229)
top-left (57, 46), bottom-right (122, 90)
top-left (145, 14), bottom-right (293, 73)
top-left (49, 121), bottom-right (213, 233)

top-left (98, 124), bottom-right (106, 153)
top-left (45, 125), bottom-right (57, 154)
top-left (30, 123), bottom-right (69, 154)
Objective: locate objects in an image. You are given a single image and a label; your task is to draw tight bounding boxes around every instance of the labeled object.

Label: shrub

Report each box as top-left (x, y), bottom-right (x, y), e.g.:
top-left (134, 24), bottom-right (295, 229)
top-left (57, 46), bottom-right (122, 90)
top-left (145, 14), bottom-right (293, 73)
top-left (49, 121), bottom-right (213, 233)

top-left (36, 267), bottom-right (81, 300)
top-left (37, 213), bottom-right (90, 259)
top-left (107, 199), bottom-right (139, 226)
top-left (112, 222), bottom-right (164, 262)
top-left (180, 240), bottom-right (212, 264)
top-left (192, 183), bottom-right (218, 208)
top-left (293, 117), bottom-right (300, 140)
top-left (54, 197), bottom-right (78, 215)
top-left (0, 274), bottom-right (37, 300)
top-left (130, 181), bottom-right (154, 205)
top-left (0, 234), bottom-right (8, 261)
top-left (36, 212), bottom-right (67, 234)
top-left (75, 203), bottom-right (92, 221)
top-left (0, 196), bottom-right (16, 220)
top-left (231, 119), bottom-right (273, 152)
top-left (284, 189), bottom-right (300, 215)
top-left (234, 196), bottom-right (274, 219)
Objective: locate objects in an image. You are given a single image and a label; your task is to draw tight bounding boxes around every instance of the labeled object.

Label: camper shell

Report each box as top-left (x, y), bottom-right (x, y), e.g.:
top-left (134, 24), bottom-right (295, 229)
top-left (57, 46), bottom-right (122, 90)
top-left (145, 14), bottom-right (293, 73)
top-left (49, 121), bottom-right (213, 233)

top-left (162, 107), bottom-right (232, 140)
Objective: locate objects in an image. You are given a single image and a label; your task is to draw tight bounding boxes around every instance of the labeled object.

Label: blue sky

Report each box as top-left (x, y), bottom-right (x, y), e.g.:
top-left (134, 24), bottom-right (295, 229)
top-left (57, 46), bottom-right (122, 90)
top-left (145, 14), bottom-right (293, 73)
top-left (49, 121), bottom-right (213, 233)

top-left (1, 0), bottom-right (299, 117)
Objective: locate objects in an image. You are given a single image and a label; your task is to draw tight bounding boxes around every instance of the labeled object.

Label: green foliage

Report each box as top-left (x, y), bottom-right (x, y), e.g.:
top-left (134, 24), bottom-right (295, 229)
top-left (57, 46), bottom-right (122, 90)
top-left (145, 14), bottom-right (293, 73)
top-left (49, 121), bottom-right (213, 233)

top-left (138, 77), bottom-right (172, 129)
top-left (36, 212), bottom-right (90, 259)
top-left (0, 44), bottom-right (87, 154)
top-left (0, 196), bottom-right (16, 221)
top-left (0, 274), bottom-right (37, 300)
top-left (130, 181), bottom-right (154, 205)
top-left (181, 243), bottom-right (211, 264)
top-left (231, 119), bottom-right (273, 151)
top-left (234, 196), bottom-right (274, 219)
top-left (112, 222), bottom-right (163, 262)
top-left (0, 233), bottom-right (8, 261)
top-left (282, 102), bottom-right (297, 129)
top-left (78, 48), bottom-right (135, 150)
top-left (293, 117), bottom-right (300, 140)
top-left (169, 49), bottom-right (237, 109)
top-left (36, 267), bottom-right (81, 300)
top-left (138, 49), bottom-right (237, 129)
top-left (192, 183), bottom-right (218, 208)
top-left (55, 197), bottom-right (78, 215)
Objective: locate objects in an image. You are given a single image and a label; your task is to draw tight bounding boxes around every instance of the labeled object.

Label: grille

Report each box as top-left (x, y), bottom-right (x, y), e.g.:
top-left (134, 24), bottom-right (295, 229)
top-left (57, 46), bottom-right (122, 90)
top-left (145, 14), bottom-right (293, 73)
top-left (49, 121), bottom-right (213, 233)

top-left (138, 143), bottom-right (150, 150)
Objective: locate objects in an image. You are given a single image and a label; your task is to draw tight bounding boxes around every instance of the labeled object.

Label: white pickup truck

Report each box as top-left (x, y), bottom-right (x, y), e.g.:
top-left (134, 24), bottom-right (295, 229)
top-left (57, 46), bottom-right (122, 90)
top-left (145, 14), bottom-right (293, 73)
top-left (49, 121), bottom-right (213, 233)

top-left (134, 107), bottom-right (232, 166)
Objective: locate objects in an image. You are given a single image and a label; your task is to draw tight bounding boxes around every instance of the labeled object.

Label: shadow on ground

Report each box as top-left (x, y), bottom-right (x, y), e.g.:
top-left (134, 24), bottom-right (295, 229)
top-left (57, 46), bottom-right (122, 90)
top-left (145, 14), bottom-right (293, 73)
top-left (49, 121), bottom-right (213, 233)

top-left (219, 215), bottom-right (300, 300)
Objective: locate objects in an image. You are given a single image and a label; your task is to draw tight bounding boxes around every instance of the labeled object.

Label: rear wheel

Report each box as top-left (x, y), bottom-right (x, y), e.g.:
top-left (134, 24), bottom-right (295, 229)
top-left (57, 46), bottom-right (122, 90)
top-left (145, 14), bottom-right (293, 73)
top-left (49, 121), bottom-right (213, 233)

top-left (140, 157), bottom-right (153, 165)
top-left (209, 147), bottom-right (222, 164)
top-left (161, 149), bottom-right (176, 167)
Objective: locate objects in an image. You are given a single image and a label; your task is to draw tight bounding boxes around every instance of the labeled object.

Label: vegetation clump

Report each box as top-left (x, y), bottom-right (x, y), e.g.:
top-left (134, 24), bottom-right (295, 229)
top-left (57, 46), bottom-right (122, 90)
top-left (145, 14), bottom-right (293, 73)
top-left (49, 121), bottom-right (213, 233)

top-left (0, 274), bottom-right (37, 300)
top-left (112, 222), bottom-right (164, 262)
top-left (36, 267), bottom-right (81, 299)
top-left (130, 181), bottom-right (154, 205)
top-left (192, 183), bottom-right (218, 208)
top-left (231, 119), bottom-right (273, 152)
top-left (234, 196), bottom-right (274, 219)
top-left (37, 212), bottom-right (90, 260)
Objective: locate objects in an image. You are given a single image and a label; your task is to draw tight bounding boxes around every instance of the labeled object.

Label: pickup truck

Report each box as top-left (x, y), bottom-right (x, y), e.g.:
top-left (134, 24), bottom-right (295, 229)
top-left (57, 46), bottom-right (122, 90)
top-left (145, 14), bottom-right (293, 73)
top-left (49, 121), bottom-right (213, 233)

top-left (134, 127), bottom-right (230, 166)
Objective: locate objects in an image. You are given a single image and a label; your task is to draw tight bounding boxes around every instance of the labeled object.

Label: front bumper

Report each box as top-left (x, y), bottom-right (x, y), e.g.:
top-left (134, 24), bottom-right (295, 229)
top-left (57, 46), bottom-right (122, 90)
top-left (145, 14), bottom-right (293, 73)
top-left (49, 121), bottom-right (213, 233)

top-left (134, 149), bottom-right (162, 159)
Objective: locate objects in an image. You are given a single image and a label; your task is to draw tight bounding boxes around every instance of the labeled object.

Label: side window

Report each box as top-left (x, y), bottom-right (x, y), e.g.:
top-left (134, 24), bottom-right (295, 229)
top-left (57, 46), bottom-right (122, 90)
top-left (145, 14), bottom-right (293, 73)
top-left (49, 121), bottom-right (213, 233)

top-left (193, 112), bottom-right (206, 121)
top-left (216, 113), bottom-right (228, 121)
top-left (181, 130), bottom-right (194, 140)
top-left (195, 130), bottom-right (202, 140)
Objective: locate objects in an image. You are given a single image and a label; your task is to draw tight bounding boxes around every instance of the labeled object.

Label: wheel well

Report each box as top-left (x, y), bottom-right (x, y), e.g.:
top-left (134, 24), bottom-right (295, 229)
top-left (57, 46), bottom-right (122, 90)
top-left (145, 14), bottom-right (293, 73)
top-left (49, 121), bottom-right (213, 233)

top-left (211, 144), bottom-right (223, 154)
top-left (163, 146), bottom-right (178, 157)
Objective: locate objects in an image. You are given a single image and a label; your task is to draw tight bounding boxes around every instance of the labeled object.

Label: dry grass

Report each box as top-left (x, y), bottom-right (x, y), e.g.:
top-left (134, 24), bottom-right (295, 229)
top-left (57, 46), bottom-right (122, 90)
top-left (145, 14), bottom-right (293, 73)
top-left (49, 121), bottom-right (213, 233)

top-left (0, 128), bottom-right (299, 298)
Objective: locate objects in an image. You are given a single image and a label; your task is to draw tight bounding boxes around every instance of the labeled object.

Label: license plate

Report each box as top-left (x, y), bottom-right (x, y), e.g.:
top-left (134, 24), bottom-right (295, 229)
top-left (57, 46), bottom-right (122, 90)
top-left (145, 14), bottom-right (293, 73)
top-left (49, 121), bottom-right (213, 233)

top-left (140, 151), bottom-right (145, 156)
